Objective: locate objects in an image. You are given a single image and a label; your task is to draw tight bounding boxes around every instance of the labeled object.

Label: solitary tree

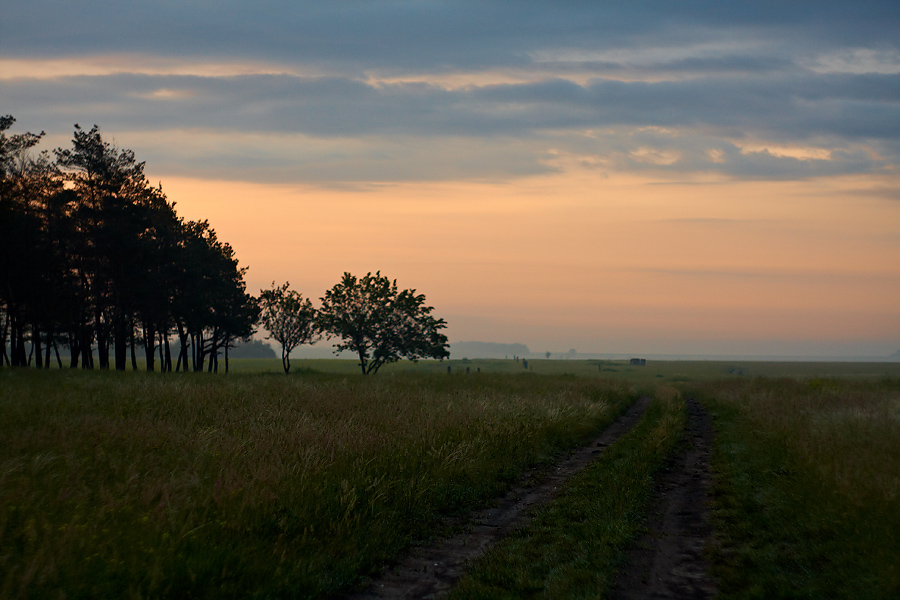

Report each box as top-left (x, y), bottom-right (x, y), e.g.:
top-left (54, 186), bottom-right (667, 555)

top-left (259, 282), bottom-right (320, 374)
top-left (318, 271), bottom-right (449, 375)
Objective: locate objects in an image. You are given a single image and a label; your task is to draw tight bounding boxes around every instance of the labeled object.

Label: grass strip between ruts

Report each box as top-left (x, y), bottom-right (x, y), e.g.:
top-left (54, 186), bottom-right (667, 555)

top-left (449, 387), bottom-right (686, 599)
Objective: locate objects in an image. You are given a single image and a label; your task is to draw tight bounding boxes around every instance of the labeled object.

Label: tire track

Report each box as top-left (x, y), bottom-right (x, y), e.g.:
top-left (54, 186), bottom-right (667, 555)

top-left (611, 397), bottom-right (717, 600)
top-left (338, 395), bottom-right (652, 600)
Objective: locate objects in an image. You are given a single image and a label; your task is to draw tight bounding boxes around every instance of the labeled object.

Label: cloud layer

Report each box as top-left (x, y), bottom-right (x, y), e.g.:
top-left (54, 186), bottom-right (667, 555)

top-left (2, 1), bottom-right (899, 183)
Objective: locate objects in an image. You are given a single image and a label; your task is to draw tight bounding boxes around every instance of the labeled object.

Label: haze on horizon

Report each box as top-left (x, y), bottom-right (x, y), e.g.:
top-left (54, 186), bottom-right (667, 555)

top-left (2, 1), bottom-right (898, 358)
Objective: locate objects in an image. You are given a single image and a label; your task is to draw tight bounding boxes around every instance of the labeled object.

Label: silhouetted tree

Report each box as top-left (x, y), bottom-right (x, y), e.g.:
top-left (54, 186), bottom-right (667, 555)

top-left (2, 117), bottom-right (256, 374)
top-left (55, 124), bottom-right (164, 370)
top-left (171, 219), bottom-right (252, 373)
top-left (318, 272), bottom-right (449, 375)
top-left (259, 282), bottom-right (320, 374)
top-left (212, 256), bottom-right (259, 374)
top-left (0, 115), bottom-right (58, 368)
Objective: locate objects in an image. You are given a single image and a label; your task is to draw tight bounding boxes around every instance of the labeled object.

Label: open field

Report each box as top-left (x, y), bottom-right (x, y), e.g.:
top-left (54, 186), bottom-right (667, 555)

top-left (2, 361), bottom-right (899, 598)
top-left (695, 378), bottom-right (900, 599)
top-left (228, 357), bottom-right (900, 381)
top-left (0, 370), bottom-right (632, 599)
top-left (21, 355), bottom-right (900, 382)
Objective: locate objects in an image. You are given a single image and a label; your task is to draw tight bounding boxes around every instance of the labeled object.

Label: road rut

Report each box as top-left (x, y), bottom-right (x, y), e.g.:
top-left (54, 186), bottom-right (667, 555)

top-left (611, 398), bottom-right (717, 600)
top-left (339, 395), bottom-right (652, 600)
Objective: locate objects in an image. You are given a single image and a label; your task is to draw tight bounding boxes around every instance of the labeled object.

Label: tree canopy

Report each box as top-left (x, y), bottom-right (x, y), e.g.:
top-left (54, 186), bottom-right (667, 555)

top-left (318, 271), bottom-right (449, 375)
top-left (2, 118), bottom-right (452, 376)
top-left (259, 282), bottom-right (321, 374)
top-left (0, 117), bottom-right (257, 372)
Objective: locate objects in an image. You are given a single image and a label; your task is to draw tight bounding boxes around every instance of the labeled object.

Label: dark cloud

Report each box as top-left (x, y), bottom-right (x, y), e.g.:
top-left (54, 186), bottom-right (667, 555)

top-left (2, 1), bottom-right (898, 183)
top-left (4, 69), bottom-right (897, 182)
top-left (5, 1), bottom-right (899, 68)
top-left (6, 71), bottom-right (898, 139)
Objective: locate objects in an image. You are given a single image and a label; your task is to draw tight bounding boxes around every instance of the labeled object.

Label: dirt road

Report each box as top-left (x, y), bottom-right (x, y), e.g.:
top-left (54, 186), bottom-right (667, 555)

top-left (611, 398), bottom-right (717, 599)
top-left (339, 396), bottom-right (652, 600)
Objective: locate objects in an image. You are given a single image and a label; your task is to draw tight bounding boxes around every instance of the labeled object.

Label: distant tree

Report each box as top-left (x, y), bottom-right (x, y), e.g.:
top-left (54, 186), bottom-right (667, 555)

top-left (259, 282), bottom-right (321, 374)
top-left (545, 351), bottom-right (551, 359)
top-left (318, 271), bottom-right (449, 375)
top-left (228, 339), bottom-right (277, 359)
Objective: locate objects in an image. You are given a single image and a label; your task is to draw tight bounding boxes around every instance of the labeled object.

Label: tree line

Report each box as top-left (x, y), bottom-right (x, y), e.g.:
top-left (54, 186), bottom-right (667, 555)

top-left (1, 117), bottom-right (449, 374)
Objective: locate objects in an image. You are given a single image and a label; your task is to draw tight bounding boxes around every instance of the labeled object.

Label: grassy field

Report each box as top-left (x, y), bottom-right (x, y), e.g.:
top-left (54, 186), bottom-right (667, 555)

top-left (2, 360), bottom-right (898, 598)
top-left (694, 378), bottom-right (900, 599)
top-left (26, 354), bottom-right (900, 382)
top-left (229, 356), bottom-right (900, 382)
top-left (0, 369), bottom-right (633, 599)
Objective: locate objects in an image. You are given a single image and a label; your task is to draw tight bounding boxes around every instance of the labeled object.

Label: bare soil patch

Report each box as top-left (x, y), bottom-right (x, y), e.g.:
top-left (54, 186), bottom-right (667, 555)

top-left (338, 396), bottom-right (652, 600)
top-left (611, 398), bottom-right (716, 600)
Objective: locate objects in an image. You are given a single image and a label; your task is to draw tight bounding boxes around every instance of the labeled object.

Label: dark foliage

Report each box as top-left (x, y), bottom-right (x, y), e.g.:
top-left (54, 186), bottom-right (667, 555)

top-left (0, 117), bottom-right (257, 372)
top-left (259, 282), bottom-right (321, 374)
top-left (318, 271), bottom-right (449, 375)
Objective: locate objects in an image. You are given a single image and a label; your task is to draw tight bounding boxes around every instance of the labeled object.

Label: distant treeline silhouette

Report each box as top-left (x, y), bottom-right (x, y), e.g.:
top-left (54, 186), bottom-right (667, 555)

top-left (2, 118), bottom-right (450, 375)
top-left (0, 116), bottom-right (258, 372)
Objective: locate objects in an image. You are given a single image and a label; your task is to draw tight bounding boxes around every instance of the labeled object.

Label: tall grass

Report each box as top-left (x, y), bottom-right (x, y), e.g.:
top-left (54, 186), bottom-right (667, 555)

top-left (450, 386), bottom-right (686, 599)
top-left (697, 378), bottom-right (900, 599)
top-left (0, 370), bottom-right (633, 599)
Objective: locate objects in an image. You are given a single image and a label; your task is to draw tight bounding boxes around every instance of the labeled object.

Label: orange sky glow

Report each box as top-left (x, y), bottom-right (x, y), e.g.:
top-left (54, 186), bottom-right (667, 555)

top-left (6, 2), bottom-right (899, 357)
top-left (160, 170), bottom-right (900, 356)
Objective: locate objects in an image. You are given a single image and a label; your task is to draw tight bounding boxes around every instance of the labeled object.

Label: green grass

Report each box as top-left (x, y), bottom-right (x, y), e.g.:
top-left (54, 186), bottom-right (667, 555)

top-left (449, 386), bottom-right (686, 599)
top-left (695, 378), bottom-right (900, 599)
top-left (24, 354), bottom-right (900, 382)
top-left (4, 360), bottom-right (899, 598)
top-left (0, 369), bottom-right (633, 599)
top-left (264, 357), bottom-right (900, 382)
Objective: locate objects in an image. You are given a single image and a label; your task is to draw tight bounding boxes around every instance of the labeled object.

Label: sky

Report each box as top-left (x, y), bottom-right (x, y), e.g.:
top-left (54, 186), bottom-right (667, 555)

top-left (2, 1), bottom-right (899, 357)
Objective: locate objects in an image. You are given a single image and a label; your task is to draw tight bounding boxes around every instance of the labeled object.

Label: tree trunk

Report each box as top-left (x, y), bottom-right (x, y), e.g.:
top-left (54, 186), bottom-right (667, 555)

top-left (0, 310), bottom-right (8, 368)
top-left (7, 313), bottom-right (15, 367)
top-left (358, 349), bottom-right (367, 375)
top-left (96, 305), bottom-right (109, 369)
top-left (207, 330), bottom-right (219, 373)
top-left (33, 325), bottom-right (43, 368)
top-left (81, 325), bottom-right (93, 369)
top-left (14, 317), bottom-right (27, 367)
top-left (193, 330), bottom-right (205, 372)
top-left (69, 332), bottom-right (80, 368)
top-left (144, 324), bottom-right (155, 372)
top-left (8, 312), bottom-right (19, 366)
top-left (164, 334), bottom-right (172, 372)
top-left (114, 317), bottom-right (127, 371)
top-left (157, 329), bottom-right (164, 371)
top-left (130, 325), bottom-right (138, 371)
top-left (175, 323), bottom-right (188, 372)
